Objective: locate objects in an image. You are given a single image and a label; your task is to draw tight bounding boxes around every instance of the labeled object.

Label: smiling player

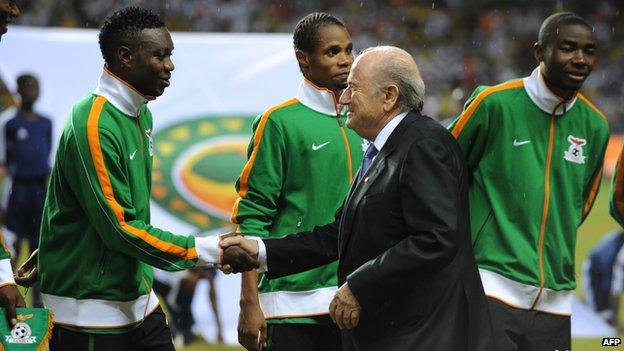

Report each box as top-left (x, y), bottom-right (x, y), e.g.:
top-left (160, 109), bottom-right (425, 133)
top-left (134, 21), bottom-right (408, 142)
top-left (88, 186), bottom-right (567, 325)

top-left (449, 12), bottom-right (609, 351)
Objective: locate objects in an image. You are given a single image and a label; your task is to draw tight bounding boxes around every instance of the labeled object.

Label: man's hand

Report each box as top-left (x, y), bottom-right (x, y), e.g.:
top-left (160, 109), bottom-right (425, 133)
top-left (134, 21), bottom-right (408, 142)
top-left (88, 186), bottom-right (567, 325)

top-left (238, 301), bottom-right (267, 350)
top-left (0, 284), bottom-right (25, 327)
top-left (329, 282), bottom-right (361, 330)
top-left (15, 249), bottom-right (38, 287)
top-left (220, 235), bottom-right (260, 259)
top-left (222, 246), bottom-right (259, 273)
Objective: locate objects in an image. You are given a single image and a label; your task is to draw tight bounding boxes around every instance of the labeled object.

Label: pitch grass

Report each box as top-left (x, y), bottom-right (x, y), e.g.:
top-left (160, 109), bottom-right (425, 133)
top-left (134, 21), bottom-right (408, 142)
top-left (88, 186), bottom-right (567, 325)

top-left (11, 182), bottom-right (621, 350)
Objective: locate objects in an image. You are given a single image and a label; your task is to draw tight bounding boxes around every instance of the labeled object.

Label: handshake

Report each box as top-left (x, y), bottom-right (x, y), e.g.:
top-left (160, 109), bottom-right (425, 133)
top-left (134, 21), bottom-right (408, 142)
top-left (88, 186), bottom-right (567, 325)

top-left (217, 232), bottom-right (261, 274)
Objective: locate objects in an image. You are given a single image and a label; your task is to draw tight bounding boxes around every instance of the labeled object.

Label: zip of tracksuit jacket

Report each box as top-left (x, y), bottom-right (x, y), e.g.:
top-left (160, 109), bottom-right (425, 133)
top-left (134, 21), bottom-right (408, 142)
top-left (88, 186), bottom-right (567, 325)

top-left (449, 68), bottom-right (609, 315)
top-left (231, 78), bottom-right (364, 322)
top-left (38, 68), bottom-right (221, 332)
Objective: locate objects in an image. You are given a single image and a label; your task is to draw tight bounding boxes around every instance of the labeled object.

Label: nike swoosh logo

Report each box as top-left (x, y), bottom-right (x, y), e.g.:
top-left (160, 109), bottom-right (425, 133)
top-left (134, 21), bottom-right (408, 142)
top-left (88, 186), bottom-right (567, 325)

top-left (513, 139), bottom-right (531, 147)
top-left (312, 142), bottom-right (330, 151)
top-left (129, 150), bottom-right (137, 160)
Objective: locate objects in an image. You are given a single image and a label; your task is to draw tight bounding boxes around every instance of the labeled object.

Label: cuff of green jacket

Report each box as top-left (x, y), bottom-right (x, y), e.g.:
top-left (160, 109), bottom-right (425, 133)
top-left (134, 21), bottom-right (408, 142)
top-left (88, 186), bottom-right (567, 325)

top-left (195, 236), bottom-right (221, 264)
top-left (0, 259), bottom-right (15, 285)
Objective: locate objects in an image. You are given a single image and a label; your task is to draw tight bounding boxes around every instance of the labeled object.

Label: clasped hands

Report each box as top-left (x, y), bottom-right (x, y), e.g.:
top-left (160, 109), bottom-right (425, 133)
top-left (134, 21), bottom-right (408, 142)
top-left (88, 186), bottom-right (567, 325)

top-left (220, 233), bottom-right (362, 329)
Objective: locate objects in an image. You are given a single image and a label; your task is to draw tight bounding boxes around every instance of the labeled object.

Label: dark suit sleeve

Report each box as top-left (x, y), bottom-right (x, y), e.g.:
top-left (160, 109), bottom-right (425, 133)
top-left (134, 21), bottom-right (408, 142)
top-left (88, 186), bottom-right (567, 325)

top-left (263, 207), bottom-right (342, 279)
top-left (347, 137), bottom-right (462, 308)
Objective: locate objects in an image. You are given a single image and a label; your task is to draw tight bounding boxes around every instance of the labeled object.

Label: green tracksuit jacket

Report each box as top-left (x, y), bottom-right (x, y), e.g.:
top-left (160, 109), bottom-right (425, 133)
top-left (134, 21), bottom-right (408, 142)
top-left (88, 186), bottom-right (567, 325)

top-left (38, 68), bottom-right (221, 331)
top-left (449, 68), bottom-right (609, 315)
top-left (231, 78), bottom-right (363, 322)
top-left (610, 148), bottom-right (624, 227)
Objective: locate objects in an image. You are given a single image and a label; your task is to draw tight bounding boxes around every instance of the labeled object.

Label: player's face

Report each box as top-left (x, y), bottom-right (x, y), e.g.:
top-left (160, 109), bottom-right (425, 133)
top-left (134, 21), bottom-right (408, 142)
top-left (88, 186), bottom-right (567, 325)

top-left (0, 0), bottom-right (20, 41)
top-left (340, 55), bottom-right (385, 140)
top-left (304, 25), bottom-right (353, 92)
top-left (126, 27), bottom-right (175, 98)
top-left (537, 24), bottom-right (596, 96)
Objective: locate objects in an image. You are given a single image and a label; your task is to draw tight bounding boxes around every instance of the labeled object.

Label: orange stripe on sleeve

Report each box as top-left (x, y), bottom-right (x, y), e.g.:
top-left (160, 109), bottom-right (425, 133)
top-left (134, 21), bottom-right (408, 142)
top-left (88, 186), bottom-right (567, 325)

top-left (451, 80), bottom-right (524, 139)
top-left (86, 96), bottom-right (197, 260)
top-left (230, 98), bottom-right (299, 222)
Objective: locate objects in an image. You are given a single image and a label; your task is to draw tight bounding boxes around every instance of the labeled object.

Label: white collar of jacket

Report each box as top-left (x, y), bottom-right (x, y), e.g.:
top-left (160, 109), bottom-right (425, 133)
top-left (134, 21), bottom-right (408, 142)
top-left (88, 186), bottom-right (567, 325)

top-left (93, 66), bottom-right (150, 117)
top-left (295, 77), bottom-right (342, 116)
top-left (523, 67), bottom-right (577, 116)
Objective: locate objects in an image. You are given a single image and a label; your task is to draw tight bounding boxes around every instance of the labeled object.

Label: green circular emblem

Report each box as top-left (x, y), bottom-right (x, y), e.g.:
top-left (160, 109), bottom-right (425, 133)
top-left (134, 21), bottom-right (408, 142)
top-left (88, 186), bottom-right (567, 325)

top-left (152, 116), bottom-right (253, 230)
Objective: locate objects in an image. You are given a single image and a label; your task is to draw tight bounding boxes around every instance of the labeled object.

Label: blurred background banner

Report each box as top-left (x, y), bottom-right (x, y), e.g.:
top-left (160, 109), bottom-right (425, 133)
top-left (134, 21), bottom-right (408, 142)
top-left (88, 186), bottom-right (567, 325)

top-left (0, 26), bottom-right (302, 344)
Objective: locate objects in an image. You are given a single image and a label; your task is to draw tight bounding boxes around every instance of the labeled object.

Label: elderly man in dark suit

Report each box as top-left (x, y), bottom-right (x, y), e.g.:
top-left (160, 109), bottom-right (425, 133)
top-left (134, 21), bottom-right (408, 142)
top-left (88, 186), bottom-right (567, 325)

top-left (222, 46), bottom-right (493, 351)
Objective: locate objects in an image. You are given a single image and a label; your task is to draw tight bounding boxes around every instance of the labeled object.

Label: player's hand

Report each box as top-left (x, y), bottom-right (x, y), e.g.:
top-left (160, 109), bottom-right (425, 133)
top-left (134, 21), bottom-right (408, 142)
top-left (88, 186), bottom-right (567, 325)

top-left (15, 249), bottom-right (38, 287)
top-left (221, 246), bottom-right (259, 273)
top-left (238, 301), bottom-right (267, 350)
top-left (220, 236), bottom-right (259, 260)
top-left (0, 284), bottom-right (25, 327)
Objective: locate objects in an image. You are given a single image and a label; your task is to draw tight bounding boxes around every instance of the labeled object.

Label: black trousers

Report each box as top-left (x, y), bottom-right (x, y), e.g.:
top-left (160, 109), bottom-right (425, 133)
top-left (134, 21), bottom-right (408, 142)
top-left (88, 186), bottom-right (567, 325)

top-left (49, 308), bottom-right (174, 351)
top-left (487, 297), bottom-right (570, 351)
top-left (266, 322), bottom-right (342, 351)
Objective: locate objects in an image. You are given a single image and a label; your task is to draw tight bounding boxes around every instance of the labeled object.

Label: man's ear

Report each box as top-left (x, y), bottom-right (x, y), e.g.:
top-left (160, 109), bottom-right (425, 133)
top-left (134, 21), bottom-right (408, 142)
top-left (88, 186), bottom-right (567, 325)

top-left (117, 45), bottom-right (133, 70)
top-left (383, 85), bottom-right (400, 112)
top-left (295, 50), bottom-right (310, 71)
top-left (533, 42), bottom-right (543, 63)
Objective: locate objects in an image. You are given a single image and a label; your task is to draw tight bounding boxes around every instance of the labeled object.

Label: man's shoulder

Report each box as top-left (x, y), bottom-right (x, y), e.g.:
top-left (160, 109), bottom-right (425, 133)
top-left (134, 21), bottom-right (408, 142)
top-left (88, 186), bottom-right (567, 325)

top-left (260, 97), bottom-right (303, 121)
top-left (466, 79), bottom-right (526, 107)
top-left (69, 93), bottom-right (119, 132)
top-left (406, 113), bottom-right (456, 145)
top-left (250, 97), bottom-right (304, 130)
top-left (575, 94), bottom-right (609, 130)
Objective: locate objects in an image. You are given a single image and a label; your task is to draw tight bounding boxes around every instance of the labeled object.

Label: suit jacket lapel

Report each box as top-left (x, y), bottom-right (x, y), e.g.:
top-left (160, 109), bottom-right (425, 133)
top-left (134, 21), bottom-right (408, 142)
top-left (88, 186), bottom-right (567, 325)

top-left (339, 111), bottom-right (420, 255)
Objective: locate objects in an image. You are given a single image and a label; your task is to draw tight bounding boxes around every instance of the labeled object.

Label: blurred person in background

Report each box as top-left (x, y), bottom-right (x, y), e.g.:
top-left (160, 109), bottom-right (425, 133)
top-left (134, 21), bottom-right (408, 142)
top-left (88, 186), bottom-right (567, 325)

top-left (449, 12), bottom-right (609, 351)
top-left (0, 0), bottom-right (28, 330)
top-left (1, 73), bottom-right (51, 308)
top-left (231, 12), bottom-right (362, 351)
top-left (153, 267), bottom-right (223, 347)
top-left (581, 230), bottom-right (624, 332)
top-left (598, 141), bottom-right (624, 331)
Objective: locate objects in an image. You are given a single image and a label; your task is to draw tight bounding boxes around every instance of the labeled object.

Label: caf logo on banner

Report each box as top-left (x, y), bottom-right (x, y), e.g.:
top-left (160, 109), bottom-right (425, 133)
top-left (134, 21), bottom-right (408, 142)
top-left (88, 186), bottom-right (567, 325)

top-left (152, 116), bottom-right (253, 231)
top-left (5, 317), bottom-right (36, 344)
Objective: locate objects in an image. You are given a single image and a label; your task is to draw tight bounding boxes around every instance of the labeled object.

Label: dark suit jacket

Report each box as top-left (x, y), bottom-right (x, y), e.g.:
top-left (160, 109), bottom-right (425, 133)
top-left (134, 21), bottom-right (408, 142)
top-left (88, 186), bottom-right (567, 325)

top-left (264, 111), bottom-right (493, 351)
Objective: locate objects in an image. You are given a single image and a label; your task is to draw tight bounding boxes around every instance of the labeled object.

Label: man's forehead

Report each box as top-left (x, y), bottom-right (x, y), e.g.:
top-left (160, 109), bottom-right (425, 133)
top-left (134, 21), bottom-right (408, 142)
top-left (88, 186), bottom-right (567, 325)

top-left (137, 28), bottom-right (173, 46)
top-left (555, 24), bottom-right (596, 42)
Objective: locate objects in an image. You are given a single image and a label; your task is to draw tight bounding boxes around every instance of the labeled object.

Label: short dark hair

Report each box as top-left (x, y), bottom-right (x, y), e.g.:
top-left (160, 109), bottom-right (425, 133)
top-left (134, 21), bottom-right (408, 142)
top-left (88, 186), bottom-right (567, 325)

top-left (98, 7), bottom-right (165, 66)
top-left (538, 12), bottom-right (593, 48)
top-left (293, 12), bottom-right (345, 53)
top-left (16, 74), bottom-right (37, 88)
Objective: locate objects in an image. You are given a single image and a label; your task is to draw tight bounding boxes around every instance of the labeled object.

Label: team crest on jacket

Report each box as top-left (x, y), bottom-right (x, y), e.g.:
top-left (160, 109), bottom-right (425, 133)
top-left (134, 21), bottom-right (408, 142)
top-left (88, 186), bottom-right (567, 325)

top-left (563, 135), bottom-right (586, 164)
top-left (146, 129), bottom-right (154, 157)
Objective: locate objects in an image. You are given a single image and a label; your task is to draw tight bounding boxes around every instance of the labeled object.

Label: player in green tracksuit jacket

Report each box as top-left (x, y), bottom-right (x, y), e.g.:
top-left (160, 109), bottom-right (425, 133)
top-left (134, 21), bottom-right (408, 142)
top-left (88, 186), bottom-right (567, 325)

top-left (611, 150), bottom-right (624, 228)
top-left (449, 12), bottom-right (608, 351)
top-left (35, 9), bottom-right (242, 348)
top-left (231, 13), bottom-right (363, 351)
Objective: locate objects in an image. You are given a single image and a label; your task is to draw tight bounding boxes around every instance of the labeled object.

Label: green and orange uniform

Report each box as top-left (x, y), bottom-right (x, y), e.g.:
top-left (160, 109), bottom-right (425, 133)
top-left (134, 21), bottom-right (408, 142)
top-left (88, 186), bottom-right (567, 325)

top-left (38, 67), bottom-right (223, 332)
top-left (449, 67), bottom-right (609, 315)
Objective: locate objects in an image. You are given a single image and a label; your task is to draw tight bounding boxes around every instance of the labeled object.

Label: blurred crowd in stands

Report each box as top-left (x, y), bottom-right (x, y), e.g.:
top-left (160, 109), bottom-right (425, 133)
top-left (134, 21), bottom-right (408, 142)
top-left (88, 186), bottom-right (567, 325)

top-left (9, 0), bottom-right (624, 125)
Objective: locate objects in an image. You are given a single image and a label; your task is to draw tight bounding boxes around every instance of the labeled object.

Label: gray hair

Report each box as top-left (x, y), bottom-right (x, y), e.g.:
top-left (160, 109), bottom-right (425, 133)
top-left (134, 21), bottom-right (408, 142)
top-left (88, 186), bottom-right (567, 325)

top-left (360, 46), bottom-right (426, 112)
